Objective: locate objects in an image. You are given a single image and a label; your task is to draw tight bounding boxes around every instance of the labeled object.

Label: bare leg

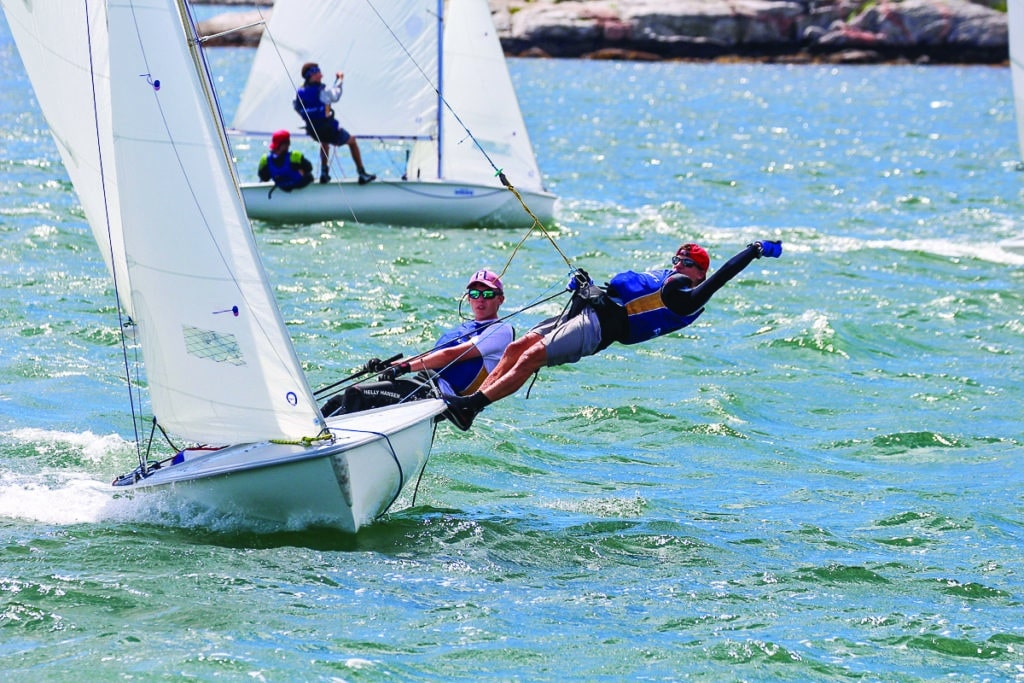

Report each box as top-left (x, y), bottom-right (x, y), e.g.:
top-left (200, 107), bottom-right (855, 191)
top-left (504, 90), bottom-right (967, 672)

top-left (346, 137), bottom-right (366, 175)
top-left (319, 142), bottom-right (330, 177)
top-left (478, 332), bottom-right (547, 402)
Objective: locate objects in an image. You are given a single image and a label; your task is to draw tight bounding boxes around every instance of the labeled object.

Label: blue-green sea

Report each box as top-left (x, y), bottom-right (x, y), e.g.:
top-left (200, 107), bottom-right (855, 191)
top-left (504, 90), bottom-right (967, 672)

top-left (3, 5), bottom-right (1024, 681)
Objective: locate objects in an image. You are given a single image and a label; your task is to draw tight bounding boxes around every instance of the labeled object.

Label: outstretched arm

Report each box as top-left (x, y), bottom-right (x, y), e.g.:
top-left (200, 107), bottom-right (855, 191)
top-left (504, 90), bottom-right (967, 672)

top-left (662, 241), bottom-right (780, 315)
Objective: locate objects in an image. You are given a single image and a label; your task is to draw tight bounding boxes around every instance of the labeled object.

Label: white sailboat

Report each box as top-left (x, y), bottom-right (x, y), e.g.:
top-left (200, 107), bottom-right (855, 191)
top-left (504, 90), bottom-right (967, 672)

top-left (3, 0), bottom-right (446, 532)
top-left (1005, 2), bottom-right (1024, 254)
top-left (231, 0), bottom-right (556, 228)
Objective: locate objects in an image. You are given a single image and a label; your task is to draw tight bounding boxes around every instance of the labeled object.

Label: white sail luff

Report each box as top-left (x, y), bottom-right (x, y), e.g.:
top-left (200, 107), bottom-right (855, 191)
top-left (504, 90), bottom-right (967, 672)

top-left (107, 0), bottom-right (323, 444)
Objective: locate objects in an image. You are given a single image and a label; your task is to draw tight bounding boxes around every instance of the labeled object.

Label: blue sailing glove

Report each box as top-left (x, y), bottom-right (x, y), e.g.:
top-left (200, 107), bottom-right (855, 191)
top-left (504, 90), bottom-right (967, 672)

top-left (567, 268), bottom-right (592, 291)
top-left (753, 240), bottom-right (782, 258)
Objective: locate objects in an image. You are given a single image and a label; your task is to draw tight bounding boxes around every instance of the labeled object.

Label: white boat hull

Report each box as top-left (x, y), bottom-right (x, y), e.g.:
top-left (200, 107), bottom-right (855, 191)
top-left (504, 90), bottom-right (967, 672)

top-left (241, 178), bottom-right (556, 228)
top-left (115, 400), bottom-right (446, 532)
top-left (1001, 235), bottom-right (1024, 255)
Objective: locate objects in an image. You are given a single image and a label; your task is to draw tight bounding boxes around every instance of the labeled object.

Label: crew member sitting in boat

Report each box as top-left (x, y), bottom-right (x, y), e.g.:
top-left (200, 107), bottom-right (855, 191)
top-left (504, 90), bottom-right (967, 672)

top-left (322, 269), bottom-right (514, 417)
top-left (442, 240), bottom-right (784, 430)
top-left (257, 129), bottom-right (314, 192)
top-left (293, 62), bottom-right (375, 186)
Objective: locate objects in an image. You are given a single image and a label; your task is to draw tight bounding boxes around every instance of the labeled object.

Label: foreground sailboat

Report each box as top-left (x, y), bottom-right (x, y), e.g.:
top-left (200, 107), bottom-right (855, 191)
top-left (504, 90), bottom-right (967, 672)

top-left (231, 0), bottom-right (555, 228)
top-left (3, 0), bottom-right (445, 531)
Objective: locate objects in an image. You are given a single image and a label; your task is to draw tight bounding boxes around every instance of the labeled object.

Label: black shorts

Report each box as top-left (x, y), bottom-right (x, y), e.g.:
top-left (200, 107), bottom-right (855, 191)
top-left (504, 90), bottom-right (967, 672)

top-left (307, 120), bottom-right (351, 146)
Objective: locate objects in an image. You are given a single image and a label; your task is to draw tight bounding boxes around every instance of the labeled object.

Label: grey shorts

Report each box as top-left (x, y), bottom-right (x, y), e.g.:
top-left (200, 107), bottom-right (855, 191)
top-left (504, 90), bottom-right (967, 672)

top-left (532, 307), bottom-right (602, 367)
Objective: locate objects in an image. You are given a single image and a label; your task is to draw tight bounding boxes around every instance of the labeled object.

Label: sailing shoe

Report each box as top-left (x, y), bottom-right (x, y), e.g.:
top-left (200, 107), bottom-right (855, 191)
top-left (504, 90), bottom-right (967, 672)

top-left (358, 171), bottom-right (377, 185)
top-left (319, 172), bottom-right (330, 184)
top-left (442, 396), bottom-right (477, 432)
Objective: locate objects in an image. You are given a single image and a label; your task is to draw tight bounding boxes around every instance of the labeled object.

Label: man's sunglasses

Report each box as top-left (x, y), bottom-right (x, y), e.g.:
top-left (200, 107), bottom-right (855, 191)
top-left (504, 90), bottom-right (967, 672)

top-left (672, 256), bottom-right (701, 269)
top-left (467, 289), bottom-right (499, 300)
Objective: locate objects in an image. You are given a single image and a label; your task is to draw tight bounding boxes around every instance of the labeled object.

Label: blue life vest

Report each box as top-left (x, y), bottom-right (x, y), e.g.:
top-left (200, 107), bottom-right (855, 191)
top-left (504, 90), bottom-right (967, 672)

top-left (608, 269), bottom-right (703, 345)
top-left (294, 84), bottom-right (327, 123)
top-left (432, 320), bottom-right (493, 395)
top-left (265, 151), bottom-right (306, 190)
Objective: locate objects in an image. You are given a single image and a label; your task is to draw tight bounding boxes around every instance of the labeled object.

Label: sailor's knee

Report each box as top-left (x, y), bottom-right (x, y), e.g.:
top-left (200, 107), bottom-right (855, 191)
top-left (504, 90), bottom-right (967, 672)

top-left (508, 332), bottom-right (540, 353)
top-left (518, 343), bottom-right (548, 372)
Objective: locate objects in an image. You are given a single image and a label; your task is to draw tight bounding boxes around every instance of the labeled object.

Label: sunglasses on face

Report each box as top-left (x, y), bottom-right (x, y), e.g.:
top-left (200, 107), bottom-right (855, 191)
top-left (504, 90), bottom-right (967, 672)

top-left (467, 289), bottom-right (499, 300)
top-left (672, 256), bottom-right (700, 269)
top-left (307, 66), bottom-right (321, 76)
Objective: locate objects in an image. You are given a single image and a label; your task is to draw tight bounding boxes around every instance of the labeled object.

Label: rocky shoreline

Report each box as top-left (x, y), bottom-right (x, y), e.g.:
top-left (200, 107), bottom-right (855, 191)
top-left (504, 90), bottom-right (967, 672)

top-left (195, 0), bottom-right (1009, 65)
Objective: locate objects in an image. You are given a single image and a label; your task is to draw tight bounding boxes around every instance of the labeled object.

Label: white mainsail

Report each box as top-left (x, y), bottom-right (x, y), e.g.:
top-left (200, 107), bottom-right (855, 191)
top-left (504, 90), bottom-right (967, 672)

top-left (233, 0), bottom-right (438, 141)
top-left (107, 0), bottom-right (324, 444)
top-left (232, 0), bottom-right (546, 195)
top-left (1009, 1), bottom-right (1024, 161)
top-left (1, 0), bottom-right (133, 317)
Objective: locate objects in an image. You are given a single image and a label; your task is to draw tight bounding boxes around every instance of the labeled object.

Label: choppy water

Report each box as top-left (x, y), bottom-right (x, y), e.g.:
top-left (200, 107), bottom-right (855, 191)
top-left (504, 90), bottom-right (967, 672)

top-left (2, 6), bottom-right (1024, 681)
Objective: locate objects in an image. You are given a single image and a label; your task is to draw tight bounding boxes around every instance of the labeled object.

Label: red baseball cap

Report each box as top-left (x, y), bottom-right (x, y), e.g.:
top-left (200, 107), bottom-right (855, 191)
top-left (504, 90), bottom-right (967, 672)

top-left (675, 243), bottom-right (709, 271)
top-left (269, 129), bottom-right (290, 152)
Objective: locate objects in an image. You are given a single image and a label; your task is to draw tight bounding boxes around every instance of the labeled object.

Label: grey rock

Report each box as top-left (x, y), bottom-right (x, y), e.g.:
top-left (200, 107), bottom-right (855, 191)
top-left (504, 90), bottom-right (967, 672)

top-left (194, 0), bottom-right (1009, 64)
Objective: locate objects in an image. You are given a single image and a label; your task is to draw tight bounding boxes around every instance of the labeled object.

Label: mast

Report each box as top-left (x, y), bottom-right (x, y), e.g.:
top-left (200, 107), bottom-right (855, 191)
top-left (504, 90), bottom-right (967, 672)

top-left (435, 0), bottom-right (445, 180)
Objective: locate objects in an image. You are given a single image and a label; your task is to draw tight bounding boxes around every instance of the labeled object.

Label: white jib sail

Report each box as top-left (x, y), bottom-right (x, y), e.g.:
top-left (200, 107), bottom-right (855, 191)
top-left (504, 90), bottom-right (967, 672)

top-left (107, 0), bottom-right (324, 444)
top-left (438, 0), bottom-right (546, 193)
top-left (1, 0), bottom-right (133, 317)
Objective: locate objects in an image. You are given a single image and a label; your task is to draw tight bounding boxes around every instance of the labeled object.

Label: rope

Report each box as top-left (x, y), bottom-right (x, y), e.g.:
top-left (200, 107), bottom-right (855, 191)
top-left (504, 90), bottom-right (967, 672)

top-left (270, 431), bottom-right (335, 447)
top-left (494, 173), bottom-right (575, 277)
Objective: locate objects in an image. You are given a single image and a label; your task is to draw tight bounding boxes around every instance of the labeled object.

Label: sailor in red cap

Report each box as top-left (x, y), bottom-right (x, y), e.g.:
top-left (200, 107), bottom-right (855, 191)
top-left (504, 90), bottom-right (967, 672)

top-left (443, 240), bottom-right (783, 430)
top-left (256, 129), bottom-right (314, 192)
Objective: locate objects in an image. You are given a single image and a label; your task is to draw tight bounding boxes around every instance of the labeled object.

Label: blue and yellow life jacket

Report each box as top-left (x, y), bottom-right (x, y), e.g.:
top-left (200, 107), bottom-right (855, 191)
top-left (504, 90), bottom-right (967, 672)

top-left (608, 269), bottom-right (703, 345)
top-left (432, 320), bottom-right (494, 395)
top-left (265, 151), bottom-right (306, 190)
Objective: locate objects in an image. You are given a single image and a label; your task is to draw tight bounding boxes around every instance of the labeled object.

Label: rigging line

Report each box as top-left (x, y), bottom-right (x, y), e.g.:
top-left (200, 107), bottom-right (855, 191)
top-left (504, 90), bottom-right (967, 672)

top-left (330, 427), bottom-right (406, 519)
top-left (195, 20), bottom-right (266, 45)
top-left (410, 424), bottom-right (438, 508)
top-left (86, 0), bottom-right (145, 469)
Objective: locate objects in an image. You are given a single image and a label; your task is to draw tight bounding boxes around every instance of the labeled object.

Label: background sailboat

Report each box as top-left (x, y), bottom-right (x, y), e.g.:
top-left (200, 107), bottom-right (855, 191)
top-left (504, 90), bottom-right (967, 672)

top-left (1004, 2), bottom-right (1024, 255)
top-left (231, 0), bottom-right (556, 228)
top-left (3, 0), bottom-right (445, 532)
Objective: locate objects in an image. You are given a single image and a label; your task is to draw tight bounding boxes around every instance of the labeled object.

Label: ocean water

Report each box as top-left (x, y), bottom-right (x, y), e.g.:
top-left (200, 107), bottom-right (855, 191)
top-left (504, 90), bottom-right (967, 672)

top-left (3, 6), bottom-right (1024, 682)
